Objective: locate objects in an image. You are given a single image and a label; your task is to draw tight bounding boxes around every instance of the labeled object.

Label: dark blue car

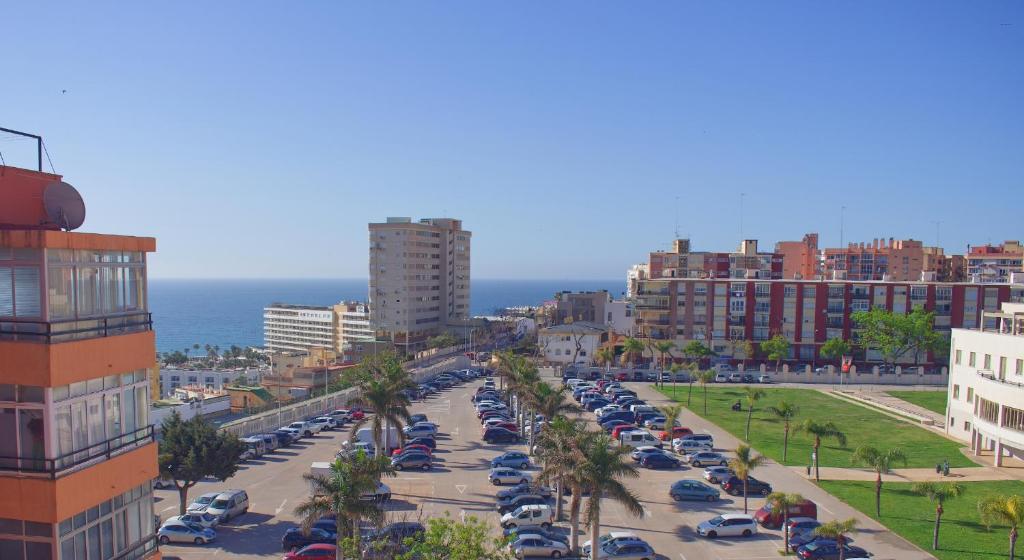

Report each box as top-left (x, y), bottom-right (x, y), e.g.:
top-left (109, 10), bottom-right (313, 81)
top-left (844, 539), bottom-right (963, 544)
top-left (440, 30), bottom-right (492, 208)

top-left (640, 453), bottom-right (681, 469)
top-left (601, 419), bottom-right (630, 433)
top-left (483, 427), bottom-right (521, 443)
top-left (281, 527), bottom-right (335, 551)
top-left (407, 436), bottom-right (436, 449)
top-left (584, 399), bottom-right (611, 412)
top-left (797, 540), bottom-right (870, 559)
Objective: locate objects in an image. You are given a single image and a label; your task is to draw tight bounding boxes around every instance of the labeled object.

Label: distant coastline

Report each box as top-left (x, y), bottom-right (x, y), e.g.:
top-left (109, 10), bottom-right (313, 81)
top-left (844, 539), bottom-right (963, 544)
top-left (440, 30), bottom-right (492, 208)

top-left (149, 278), bottom-right (622, 353)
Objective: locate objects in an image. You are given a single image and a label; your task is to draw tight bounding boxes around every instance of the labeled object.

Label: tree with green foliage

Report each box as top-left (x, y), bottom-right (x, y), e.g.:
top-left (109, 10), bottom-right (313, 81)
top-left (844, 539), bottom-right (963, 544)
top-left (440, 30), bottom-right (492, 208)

top-left (798, 419), bottom-right (847, 481)
top-left (158, 412), bottom-right (245, 514)
top-left (697, 369), bottom-right (716, 415)
top-left (427, 332), bottom-right (459, 349)
top-left (729, 444), bottom-right (767, 513)
top-left (348, 353), bottom-right (415, 455)
top-left (812, 518), bottom-right (859, 560)
top-left (397, 513), bottom-right (514, 560)
top-left (743, 386), bottom-right (766, 442)
top-left (979, 494), bottom-right (1024, 560)
top-left (851, 446), bottom-right (908, 517)
top-left (595, 347), bottom-right (615, 373)
top-left (911, 481), bottom-right (964, 550)
top-left (681, 340), bottom-right (714, 367)
top-left (761, 334), bottom-right (790, 373)
top-left (736, 339), bottom-right (755, 369)
top-left (764, 400), bottom-right (800, 462)
top-left (852, 307), bottom-right (944, 369)
top-left (654, 340), bottom-right (675, 387)
top-left (820, 337), bottom-right (852, 369)
top-left (658, 403), bottom-right (685, 438)
top-left (528, 382), bottom-right (577, 454)
top-left (581, 434), bottom-right (644, 560)
top-left (621, 337), bottom-right (645, 372)
top-left (766, 492), bottom-right (805, 552)
top-left (295, 453), bottom-right (395, 554)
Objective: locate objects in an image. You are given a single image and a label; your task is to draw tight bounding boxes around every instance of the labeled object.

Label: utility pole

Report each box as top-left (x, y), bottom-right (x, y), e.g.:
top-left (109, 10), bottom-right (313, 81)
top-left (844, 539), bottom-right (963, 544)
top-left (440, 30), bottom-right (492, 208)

top-left (739, 192), bottom-right (746, 240)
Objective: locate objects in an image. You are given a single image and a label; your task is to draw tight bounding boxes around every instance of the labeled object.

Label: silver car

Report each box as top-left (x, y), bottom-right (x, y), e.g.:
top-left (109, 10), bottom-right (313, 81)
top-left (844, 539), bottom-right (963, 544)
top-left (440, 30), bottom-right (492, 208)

top-left (169, 512), bottom-right (219, 529)
top-left (186, 492), bottom-right (221, 513)
top-left (157, 520), bottom-right (216, 545)
top-left (511, 535), bottom-right (570, 558)
top-left (489, 468), bottom-right (532, 486)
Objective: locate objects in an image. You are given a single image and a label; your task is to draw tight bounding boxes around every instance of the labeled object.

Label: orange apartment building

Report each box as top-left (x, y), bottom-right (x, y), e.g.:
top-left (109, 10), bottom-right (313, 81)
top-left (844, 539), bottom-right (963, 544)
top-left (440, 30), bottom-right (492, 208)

top-left (775, 233), bottom-right (819, 279)
top-left (0, 159), bottom-right (160, 559)
top-left (823, 238), bottom-right (930, 281)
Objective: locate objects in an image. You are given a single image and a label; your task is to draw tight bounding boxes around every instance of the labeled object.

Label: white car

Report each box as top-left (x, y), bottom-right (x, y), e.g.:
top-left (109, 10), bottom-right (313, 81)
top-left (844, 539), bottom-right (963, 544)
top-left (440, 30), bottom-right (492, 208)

top-left (757, 375), bottom-right (772, 383)
top-left (510, 535), bottom-right (570, 558)
top-left (489, 468), bottom-right (532, 486)
top-left (672, 438), bottom-right (713, 454)
top-left (287, 421), bottom-right (320, 437)
top-left (714, 373), bottom-right (729, 383)
top-left (697, 514), bottom-right (758, 538)
top-left (309, 416), bottom-right (335, 431)
top-left (500, 504), bottom-right (554, 529)
top-left (186, 492), bottom-right (221, 513)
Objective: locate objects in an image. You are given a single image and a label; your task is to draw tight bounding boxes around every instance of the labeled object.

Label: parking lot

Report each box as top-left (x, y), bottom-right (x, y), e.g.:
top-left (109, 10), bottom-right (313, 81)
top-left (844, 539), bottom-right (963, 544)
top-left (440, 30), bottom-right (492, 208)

top-left (157, 373), bottom-right (932, 560)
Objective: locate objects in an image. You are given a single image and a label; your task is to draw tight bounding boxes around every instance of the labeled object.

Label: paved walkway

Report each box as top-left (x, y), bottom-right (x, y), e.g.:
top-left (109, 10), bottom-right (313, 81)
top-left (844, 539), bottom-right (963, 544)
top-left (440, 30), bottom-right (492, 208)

top-left (789, 465), bottom-right (1014, 482)
top-left (834, 389), bottom-right (946, 428)
top-left (626, 381), bottom-right (936, 560)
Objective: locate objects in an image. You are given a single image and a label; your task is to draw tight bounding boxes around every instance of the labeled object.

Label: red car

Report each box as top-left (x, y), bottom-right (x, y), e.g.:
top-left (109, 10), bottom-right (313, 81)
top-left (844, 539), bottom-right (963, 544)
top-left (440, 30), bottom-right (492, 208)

top-left (283, 543), bottom-right (336, 559)
top-left (392, 444), bottom-right (433, 456)
top-left (349, 409), bottom-right (365, 421)
top-left (658, 426), bottom-right (694, 441)
top-left (483, 422), bottom-right (518, 433)
top-left (614, 372), bottom-right (629, 381)
top-left (610, 424), bottom-right (638, 440)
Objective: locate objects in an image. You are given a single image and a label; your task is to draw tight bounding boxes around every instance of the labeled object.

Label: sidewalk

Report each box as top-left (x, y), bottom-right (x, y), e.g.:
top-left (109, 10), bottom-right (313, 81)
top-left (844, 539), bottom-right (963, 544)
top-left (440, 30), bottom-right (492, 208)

top-left (833, 389), bottom-right (946, 429)
top-left (788, 465), bottom-right (1014, 482)
top-left (627, 381), bottom-right (936, 560)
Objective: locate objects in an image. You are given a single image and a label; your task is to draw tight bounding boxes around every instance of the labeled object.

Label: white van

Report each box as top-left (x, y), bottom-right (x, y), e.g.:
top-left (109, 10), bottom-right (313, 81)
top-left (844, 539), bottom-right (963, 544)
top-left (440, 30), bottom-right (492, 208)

top-left (500, 504), bottom-right (554, 529)
top-left (206, 490), bottom-right (249, 522)
top-left (618, 430), bottom-right (663, 449)
top-left (629, 404), bottom-right (657, 414)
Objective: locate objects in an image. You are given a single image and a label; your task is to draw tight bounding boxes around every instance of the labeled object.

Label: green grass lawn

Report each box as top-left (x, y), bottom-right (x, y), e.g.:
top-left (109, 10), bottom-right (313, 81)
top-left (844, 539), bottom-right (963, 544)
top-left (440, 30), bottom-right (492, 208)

top-left (886, 390), bottom-right (948, 416)
top-left (819, 480), bottom-right (1024, 560)
top-left (657, 385), bottom-right (975, 468)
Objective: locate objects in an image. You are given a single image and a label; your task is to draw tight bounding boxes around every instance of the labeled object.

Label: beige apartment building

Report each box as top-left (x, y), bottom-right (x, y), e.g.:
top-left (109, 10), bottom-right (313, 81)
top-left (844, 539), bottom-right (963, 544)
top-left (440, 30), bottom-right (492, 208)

top-left (369, 217), bottom-right (471, 347)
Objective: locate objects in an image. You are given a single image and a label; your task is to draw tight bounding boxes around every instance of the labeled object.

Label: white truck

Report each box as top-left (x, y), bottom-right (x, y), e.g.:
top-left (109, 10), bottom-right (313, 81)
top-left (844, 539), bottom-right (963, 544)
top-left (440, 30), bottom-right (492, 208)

top-left (346, 427), bottom-right (401, 452)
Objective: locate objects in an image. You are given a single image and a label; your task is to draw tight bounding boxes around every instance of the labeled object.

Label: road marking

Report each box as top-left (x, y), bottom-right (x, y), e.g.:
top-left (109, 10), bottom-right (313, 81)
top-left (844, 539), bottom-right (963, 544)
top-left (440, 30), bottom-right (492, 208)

top-left (455, 484), bottom-right (467, 494)
top-left (395, 476), bottom-right (424, 481)
top-left (275, 499), bottom-right (287, 516)
top-left (678, 554), bottom-right (688, 560)
top-left (159, 505), bottom-right (176, 513)
top-left (818, 503), bottom-right (834, 515)
top-left (460, 509), bottom-right (467, 522)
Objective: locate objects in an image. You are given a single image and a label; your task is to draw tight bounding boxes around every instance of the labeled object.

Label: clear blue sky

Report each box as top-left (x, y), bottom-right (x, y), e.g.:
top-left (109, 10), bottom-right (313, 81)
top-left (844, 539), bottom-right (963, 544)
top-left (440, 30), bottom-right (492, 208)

top-left (1, 2), bottom-right (1021, 279)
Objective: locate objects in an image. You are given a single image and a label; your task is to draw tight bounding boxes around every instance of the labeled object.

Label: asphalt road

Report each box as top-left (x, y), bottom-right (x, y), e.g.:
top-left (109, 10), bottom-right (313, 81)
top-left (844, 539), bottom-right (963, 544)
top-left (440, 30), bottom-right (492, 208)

top-left (157, 374), bottom-right (933, 560)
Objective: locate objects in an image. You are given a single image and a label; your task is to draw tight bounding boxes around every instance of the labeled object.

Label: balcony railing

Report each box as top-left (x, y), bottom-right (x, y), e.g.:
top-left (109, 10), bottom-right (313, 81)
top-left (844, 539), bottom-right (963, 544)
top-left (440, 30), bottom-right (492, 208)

top-left (0, 425), bottom-right (154, 478)
top-left (0, 312), bottom-right (152, 344)
top-left (114, 535), bottom-right (158, 560)
top-left (979, 371), bottom-right (1024, 388)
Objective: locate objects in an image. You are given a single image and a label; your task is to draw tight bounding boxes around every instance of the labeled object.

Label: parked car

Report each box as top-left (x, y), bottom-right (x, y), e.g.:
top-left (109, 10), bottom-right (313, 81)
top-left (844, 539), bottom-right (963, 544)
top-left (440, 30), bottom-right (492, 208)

top-left (391, 444), bottom-right (432, 457)
top-left (703, 466), bottom-right (734, 484)
top-left (784, 517), bottom-right (822, 539)
top-left (582, 531), bottom-right (644, 556)
top-left (596, 541), bottom-right (656, 559)
top-left (610, 424), bottom-right (639, 440)
top-left (391, 452), bottom-right (431, 471)
top-left (187, 492), bottom-right (221, 513)
top-left (741, 374), bottom-right (755, 383)
top-left (408, 413), bottom-right (428, 425)
top-left (282, 527), bottom-right (335, 551)
top-left (697, 514), bottom-right (757, 538)
top-left (359, 482), bottom-right (392, 502)
top-left (500, 504), bottom-right (554, 530)
top-left (502, 526), bottom-right (568, 544)
top-left (282, 543), bottom-right (337, 559)
top-left (489, 468), bottom-right (532, 486)
top-left (668, 479), bottom-right (720, 502)
top-left (714, 373), bottom-right (729, 382)
top-left (170, 512), bottom-right (219, 529)
top-left (601, 419), bottom-right (630, 433)
top-left (407, 436), bottom-right (437, 449)
top-left (796, 540), bottom-right (871, 559)
top-left (492, 451), bottom-right (531, 469)
top-left (619, 430), bottom-right (662, 449)
top-left (754, 499), bottom-right (817, 529)
top-left (758, 375), bottom-right (773, 383)
top-left (158, 519), bottom-right (216, 545)
top-left (642, 416), bottom-right (668, 430)
top-left (641, 453), bottom-right (681, 469)
top-left (288, 421), bottom-right (320, 437)
top-left (308, 417), bottom-right (335, 432)
top-left (496, 483), bottom-right (553, 500)
top-left (273, 429), bottom-right (298, 446)
top-left (483, 427), bottom-right (521, 443)
top-left (629, 446), bottom-right (667, 462)
top-left (510, 535), bottom-right (570, 558)
top-left (658, 426), bottom-right (693, 441)
top-left (673, 439), bottom-right (713, 455)
top-left (403, 424), bottom-right (437, 439)
top-left (723, 476), bottom-right (773, 497)
top-left (789, 534), bottom-right (853, 553)
top-left (206, 490), bottom-right (249, 522)
top-left (685, 452), bottom-right (728, 467)
top-left (497, 494), bottom-right (550, 515)
top-left (329, 409), bottom-right (352, 422)
top-left (258, 433), bottom-right (281, 451)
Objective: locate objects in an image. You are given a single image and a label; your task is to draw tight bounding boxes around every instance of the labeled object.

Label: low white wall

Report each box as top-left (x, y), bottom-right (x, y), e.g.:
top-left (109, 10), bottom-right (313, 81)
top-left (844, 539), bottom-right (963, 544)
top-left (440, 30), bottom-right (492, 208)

top-left (151, 396), bottom-right (231, 431)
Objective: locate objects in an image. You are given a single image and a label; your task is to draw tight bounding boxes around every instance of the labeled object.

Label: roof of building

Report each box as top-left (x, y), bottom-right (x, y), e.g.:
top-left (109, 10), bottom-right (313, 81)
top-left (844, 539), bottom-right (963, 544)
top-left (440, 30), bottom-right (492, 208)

top-left (230, 386), bottom-right (276, 402)
top-left (541, 321), bottom-right (607, 334)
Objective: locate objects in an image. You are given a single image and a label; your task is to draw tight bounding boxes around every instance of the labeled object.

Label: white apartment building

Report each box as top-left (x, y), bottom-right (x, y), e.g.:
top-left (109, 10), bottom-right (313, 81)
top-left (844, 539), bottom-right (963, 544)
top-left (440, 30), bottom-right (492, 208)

top-left (947, 302), bottom-right (1024, 466)
top-left (626, 263), bottom-right (649, 299)
top-left (369, 217), bottom-right (471, 345)
top-left (335, 300), bottom-right (374, 350)
top-left (158, 367), bottom-right (262, 398)
top-left (539, 322), bottom-right (607, 365)
top-left (264, 303), bottom-right (336, 352)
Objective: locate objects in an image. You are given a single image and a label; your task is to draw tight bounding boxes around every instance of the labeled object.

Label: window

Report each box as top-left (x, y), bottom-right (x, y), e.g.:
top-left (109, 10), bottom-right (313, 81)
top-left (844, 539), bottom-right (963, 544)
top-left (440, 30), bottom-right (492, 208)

top-left (955, 349), bottom-right (962, 365)
top-left (953, 385), bottom-right (959, 399)
top-left (1000, 357), bottom-right (1007, 378)
top-left (967, 387), bottom-right (974, 403)
top-left (964, 420), bottom-right (970, 431)
top-left (984, 354), bottom-right (992, 370)
top-left (969, 352), bottom-right (976, 367)
top-left (1017, 359), bottom-right (1023, 376)
top-left (59, 484), bottom-right (154, 560)
top-left (978, 397), bottom-right (999, 424)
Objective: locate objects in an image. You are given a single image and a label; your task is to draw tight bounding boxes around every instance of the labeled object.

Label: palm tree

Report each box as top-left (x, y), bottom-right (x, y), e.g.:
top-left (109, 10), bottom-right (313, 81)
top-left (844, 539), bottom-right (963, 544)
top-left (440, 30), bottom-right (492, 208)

top-left (766, 492), bottom-right (805, 552)
top-left (912, 481), bottom-right (964, 550)
top-left (728, 443), bottom-right (767, 513)
top-left (581, 433), bottom-right (644, 560)
top-left (697, 370), bottom-right (716, 416)
top-left (812, 518), bottom-right (859, 560)
top-left (658, 403), bottom-right (685, 440)
top-left (595, 347), bottom-right (615, 375)
top-left (798, 419), bottom-right (847, 481)
top-left (668, 363), bottom-right (682, 395)
top-left (294, 453), bottom-right (395, 556)
top-left (621, 337), bottom-right (645, 376)
top-left (851, 446), bottom-right (908, 517)
top-left (979, 494), bottom-right (1024, 560)
top-left (742, 386), bottom-right (766, 442)
top-left (348, 355), bottom-right (415, 456)
top-left (528, 383), bottom-right (578, 454)
top-left (654, 340), bottom-right (675, 387)
top-left (764, 401), bottom-right (800, 462)
top-left (536, 418), bottom-right (594, 554)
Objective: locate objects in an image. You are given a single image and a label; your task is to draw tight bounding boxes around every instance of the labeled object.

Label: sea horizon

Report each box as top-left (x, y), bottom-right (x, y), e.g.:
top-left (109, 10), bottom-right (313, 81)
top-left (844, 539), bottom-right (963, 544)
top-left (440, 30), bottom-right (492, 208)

top-left (149, 277), bottom-right (623, 353)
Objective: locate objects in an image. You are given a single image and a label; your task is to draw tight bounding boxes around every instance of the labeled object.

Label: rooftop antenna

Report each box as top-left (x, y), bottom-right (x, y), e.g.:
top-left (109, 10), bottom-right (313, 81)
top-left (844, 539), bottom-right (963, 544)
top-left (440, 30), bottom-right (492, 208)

top-left (0, 126), bottom-right (43, 171)
top-left (933, 220), bottom-right (942, 247)
top-left (840, 205), bottom-right (847, 247)
top-left (739, 192), bottom-right (745, 240)
top-left (674, 195), bottom-right (680, 239)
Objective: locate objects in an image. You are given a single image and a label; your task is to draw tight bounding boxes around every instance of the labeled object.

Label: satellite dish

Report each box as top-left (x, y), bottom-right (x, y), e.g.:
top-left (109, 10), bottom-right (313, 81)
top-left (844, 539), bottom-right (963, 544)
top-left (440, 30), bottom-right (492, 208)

top-left (43, 181), bottom-right (86, 231)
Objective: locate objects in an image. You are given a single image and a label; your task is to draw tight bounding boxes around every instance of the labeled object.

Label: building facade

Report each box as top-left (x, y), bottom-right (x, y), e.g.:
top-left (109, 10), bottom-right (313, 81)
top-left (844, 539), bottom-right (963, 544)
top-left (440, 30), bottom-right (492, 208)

top-left (538, 322), bottom-right (608, 365)
top-left (157, 367), bottom-right (261, 398)
top-left (263, 304), bottom-right (336, 352)
top-left (626, 263), bottom-right (648, 299)
top-left (775, 233), bottom-right (820, 279)
top-left (648, 239), bottom-right (782, 280)
top-left (0, 164), bottom-right (160, 559)
top-left (368, 217), bottom-right (471, 346)
top-left (967, 241), bottom-right (1024, 283)
top-left (633, 276), bottom-right (1024, 365)
top-left (333, 301), bottom-right (374, 351)
top-left (946, 302), bottom-right (1024, 465)
top-left (822, 238), bottom-right (939, 281)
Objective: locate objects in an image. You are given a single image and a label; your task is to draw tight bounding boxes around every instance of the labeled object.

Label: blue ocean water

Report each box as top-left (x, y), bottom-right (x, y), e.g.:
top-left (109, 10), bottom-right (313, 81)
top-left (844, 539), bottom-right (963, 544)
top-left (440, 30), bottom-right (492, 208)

top-left (149, 278), bottom-right (623, 353)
